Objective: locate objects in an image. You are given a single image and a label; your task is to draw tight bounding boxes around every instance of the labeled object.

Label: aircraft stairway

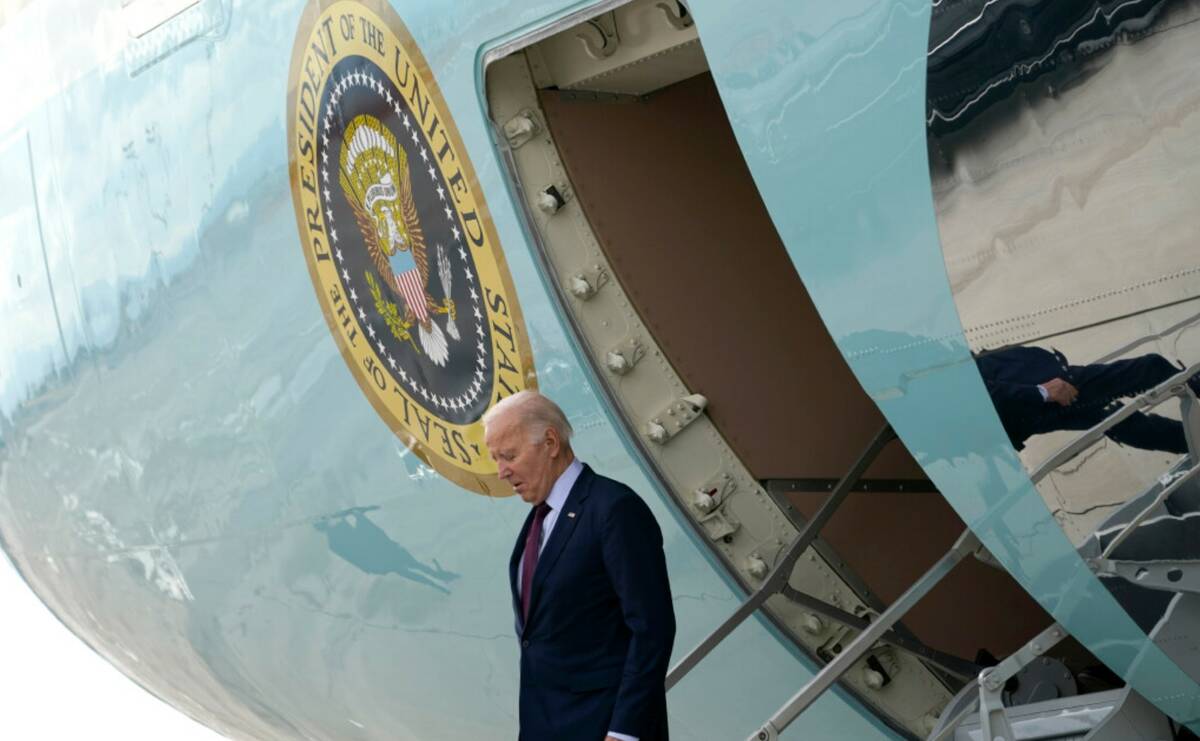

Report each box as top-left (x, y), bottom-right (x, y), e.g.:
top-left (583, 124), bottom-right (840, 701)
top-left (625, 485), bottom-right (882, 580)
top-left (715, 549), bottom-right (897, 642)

top-left (659, 422), bottom-right (986, 739)
top-left (661, 412), bottom-right (1172, 740)
top-left (924, 625), bottom-right (1177, 741)
top-left (920, 363), bottom-right (1200, 740)
top-left (670, 362), bottom-right (1200, 739)
top-left (665, 425), bottom-right (982, 696)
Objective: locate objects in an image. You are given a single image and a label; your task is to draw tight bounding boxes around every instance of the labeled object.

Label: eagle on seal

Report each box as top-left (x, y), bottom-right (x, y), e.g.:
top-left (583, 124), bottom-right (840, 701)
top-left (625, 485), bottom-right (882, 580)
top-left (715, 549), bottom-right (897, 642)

top-left (338, 114), bottom-right (458, 366)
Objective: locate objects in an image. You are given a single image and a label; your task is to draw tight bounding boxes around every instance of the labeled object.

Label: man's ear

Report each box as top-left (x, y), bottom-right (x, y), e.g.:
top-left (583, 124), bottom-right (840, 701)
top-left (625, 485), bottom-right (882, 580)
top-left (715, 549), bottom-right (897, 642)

top-left (545, 427), bottom-right (562, 458)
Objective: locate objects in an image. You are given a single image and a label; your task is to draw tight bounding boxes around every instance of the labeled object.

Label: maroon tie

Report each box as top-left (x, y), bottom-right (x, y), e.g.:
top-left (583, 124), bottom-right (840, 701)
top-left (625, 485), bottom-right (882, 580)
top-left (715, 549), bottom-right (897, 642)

top-left (520, 503), bottom-right (551, 623)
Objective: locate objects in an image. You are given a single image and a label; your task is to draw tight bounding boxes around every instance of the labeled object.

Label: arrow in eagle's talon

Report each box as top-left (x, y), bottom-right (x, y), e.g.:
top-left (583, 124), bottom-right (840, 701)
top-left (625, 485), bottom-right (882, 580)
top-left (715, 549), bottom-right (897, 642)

top-left (436, 245), bottom-right (460, 341)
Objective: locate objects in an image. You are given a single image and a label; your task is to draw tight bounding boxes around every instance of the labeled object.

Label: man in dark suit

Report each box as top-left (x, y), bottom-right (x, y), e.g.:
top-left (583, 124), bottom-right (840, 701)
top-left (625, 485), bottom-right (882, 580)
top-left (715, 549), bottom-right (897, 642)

top-left (483, 391), bottom-right (675, 741)
top-left (975, 345), bottom-right (1199, 454)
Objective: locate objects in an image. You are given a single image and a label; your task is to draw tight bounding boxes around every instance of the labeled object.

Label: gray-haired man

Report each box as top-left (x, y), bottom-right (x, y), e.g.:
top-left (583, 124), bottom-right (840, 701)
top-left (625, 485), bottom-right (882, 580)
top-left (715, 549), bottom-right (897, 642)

top-left (484, 391), bottom-right (675, 741)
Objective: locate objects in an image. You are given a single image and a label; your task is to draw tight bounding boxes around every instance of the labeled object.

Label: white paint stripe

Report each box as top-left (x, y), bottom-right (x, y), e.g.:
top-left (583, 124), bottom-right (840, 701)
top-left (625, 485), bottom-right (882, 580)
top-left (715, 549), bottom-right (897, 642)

top-left (397, 270), bottom-right (428, 321)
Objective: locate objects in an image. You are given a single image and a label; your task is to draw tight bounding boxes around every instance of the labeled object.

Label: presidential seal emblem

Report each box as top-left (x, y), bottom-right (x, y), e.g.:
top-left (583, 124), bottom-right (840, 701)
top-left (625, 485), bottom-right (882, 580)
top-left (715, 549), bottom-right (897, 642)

top-left (287, 0), bottom-right (535, 495)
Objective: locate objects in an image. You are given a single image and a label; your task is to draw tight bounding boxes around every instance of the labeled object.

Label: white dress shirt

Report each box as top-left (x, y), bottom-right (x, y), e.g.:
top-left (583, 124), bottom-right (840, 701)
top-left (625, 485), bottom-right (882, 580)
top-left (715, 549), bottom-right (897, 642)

top-left (517, 458), bottom-right (583, 588)
top-left (517, 459), bottom-right (638, 741)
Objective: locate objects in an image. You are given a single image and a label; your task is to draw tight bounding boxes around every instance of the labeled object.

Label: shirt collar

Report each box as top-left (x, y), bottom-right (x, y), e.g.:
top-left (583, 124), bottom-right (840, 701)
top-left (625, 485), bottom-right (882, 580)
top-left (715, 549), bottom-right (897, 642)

top-left (545, 458), bottom-right (583, 512)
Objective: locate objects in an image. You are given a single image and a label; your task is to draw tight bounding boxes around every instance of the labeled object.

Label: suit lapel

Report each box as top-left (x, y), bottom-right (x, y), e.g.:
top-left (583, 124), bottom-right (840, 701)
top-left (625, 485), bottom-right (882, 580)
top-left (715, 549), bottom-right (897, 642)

top-left (527, 465), bottom-right (594, 623)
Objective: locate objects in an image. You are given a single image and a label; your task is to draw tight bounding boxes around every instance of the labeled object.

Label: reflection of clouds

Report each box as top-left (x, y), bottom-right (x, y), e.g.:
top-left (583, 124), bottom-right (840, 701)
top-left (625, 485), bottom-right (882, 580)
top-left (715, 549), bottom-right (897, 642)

top-left (839, 327), bottom-right (969, 403)
top-left (82, 510), bottom-right (195, 602)
top-left (0, 134), bottom-right (67, 422)
top-left (927, 0), bottom-right (1173, 132)
top-left (0, 0), bottom-right (295, 424)
top-left (0, 4), bottom-right (127, 134)
top-left (930, 1), bottom-right (1200, 352)
top-left (123, 0), bottom-right (232, 76)
top-left (224, 199), bottom-right (249, 224)
top-left (715, 0), bottom-right (926, 161)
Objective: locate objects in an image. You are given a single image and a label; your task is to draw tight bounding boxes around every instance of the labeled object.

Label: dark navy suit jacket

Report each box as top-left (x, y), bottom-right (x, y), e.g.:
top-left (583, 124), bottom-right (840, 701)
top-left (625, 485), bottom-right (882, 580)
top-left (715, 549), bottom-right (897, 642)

top-left (975, 346), bottom-right (1070, 449)
top-left (509, 464), bottom-right (675, 741)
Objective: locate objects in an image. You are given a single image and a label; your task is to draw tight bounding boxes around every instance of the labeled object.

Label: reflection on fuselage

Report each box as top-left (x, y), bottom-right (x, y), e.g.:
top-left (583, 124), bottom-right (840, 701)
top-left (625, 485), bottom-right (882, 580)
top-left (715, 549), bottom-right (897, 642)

top-left (314, 506), bottom-right (460, 594)
top-left (926, 0), bottom-right (1170, 135)
top-left (927, 0), bottom-right (1200, 692)
top-left (927, 0), bottom-right (1200, 537)
top-left (975, 345), bottom-right (1196, 455)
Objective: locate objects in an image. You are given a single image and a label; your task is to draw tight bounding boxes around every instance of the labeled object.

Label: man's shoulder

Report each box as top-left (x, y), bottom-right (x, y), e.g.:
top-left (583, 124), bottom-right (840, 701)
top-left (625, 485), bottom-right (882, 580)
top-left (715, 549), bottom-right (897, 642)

top-left (584, 468), bottom-right (639, 500)
top-left (980, 345), bottom-right (1057, 364)
top-left (584, 469), bottom-right (657, 521)
top-left (977, 346), bottom-right (1060, 378)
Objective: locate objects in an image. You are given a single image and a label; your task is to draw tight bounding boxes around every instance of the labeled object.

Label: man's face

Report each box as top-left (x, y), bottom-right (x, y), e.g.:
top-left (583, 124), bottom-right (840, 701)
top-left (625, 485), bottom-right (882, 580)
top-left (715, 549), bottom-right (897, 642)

top-left (485, 414), bottom-right (559, 505)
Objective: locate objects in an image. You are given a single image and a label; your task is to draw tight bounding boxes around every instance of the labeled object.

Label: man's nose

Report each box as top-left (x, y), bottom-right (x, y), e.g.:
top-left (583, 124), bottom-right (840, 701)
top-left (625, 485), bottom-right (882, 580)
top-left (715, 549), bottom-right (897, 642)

top-left (497, 464), bottom-right (511, 480)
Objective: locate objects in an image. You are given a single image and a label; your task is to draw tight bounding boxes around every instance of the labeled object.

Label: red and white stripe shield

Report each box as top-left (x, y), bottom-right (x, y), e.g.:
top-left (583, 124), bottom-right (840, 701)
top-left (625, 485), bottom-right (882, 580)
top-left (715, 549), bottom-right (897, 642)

top-left (393, 269), bottom-right (430, 322)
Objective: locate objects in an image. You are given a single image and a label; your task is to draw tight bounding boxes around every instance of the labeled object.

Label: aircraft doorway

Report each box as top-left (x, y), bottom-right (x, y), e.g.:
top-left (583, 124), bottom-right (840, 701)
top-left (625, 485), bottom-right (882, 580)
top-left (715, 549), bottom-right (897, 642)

top-left (483, 2), bottom-right (1105, 736)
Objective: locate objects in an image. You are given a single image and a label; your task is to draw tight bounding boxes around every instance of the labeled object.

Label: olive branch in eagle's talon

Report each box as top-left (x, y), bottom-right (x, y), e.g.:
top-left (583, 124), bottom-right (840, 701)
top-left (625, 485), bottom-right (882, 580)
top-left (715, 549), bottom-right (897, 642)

top-left (366, 271), bottom-right (420, 355)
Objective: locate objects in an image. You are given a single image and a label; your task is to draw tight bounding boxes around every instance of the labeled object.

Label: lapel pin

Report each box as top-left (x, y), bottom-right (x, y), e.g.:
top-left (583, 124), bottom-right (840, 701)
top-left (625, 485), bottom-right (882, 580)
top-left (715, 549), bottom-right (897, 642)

top-left (567, 512), bottom-right (576, 519)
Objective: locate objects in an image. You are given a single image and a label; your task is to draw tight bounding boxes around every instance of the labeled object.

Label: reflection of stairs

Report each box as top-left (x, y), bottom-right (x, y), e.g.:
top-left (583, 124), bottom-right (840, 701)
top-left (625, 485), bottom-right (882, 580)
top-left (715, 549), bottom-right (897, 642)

top-left (1034, 359), bottom-right (1200, 610)
top-left (1083, 458), bottom-right (1200, 596)
top-left (923, 368), bottom-right (1200, 740)
top-left (1075, 362), bottom-right (1200, 604)
top-left (1028, 360), bottom-right (1200, 484)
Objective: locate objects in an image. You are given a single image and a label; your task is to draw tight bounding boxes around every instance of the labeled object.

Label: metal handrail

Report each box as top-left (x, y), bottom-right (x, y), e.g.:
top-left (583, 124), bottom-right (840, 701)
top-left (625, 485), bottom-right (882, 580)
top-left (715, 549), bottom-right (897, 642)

top-left (1029, 360), bottom-right (1200, 484)
top-left (920, 362), bottom-right (1200, 740)
top-left (778, 586), bottom-right (980, 680)
top-left (750, 530), bottom-right (982, 740)
top-left (745, 362), bottom-right (1200, 739)
top-left (1100, 462), bottom-right (1200, 558)
top-left (665, 424), bottom-right (896, 691)
top-left (924, 623), bottom-right (1068, 741)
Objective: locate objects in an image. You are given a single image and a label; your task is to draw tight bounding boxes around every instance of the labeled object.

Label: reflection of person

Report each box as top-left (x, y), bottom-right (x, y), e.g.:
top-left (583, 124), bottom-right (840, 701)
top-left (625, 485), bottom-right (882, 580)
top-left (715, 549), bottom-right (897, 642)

top-left (314, 506), bottom-right (459, 593)
top-left (483, 391), bottom-right (675, 741)
top-left (976, 346), bottom-right (1200, 454)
